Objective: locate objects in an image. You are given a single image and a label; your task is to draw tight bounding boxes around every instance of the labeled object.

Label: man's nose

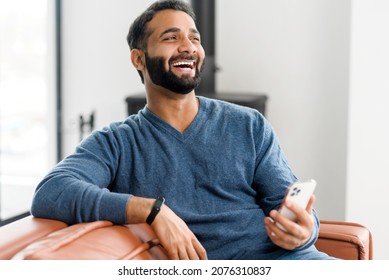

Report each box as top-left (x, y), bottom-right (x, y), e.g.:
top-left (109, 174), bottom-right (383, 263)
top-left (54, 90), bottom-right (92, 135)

top-left (178, 37), bottom-right (197, 54)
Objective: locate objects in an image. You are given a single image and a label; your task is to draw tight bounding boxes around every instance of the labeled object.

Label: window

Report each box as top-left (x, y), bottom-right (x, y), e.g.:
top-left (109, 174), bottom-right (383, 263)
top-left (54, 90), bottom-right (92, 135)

top-left (0, 0), bottom-right (57, 225)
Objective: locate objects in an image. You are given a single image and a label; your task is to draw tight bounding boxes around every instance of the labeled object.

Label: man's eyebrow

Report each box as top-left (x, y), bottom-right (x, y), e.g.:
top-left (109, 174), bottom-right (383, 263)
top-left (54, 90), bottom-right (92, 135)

top-left (160, 27), bottom-right (180, 36)
top-left (159, 27), bottom-right (200, 37)
top-left (189, 28), bottom-right (200, 35)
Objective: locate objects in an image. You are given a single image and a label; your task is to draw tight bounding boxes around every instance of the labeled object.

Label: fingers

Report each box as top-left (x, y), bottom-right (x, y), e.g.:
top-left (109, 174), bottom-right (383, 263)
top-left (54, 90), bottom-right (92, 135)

top-left (265, 196), bottom-right (315, 250)
top-left (164, 233), bottom-right (207, 260)
top-left (193, 238), bottom-right (208, 260)
top-left (168, 235), bottom-right (207, 260)
top-left (265, 213), bottom-right (306, 250)
top-left (282, 195), bottom-right (315, 227)
top-left (176, 238), bottom-right (207, 260)
top-left (152, 205), bottom-right (208, 260)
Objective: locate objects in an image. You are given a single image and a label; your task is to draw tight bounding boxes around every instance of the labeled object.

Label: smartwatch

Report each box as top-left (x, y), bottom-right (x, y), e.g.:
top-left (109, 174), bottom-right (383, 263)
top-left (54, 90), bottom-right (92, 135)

top-left (146, 196), bottom-right (165, 225)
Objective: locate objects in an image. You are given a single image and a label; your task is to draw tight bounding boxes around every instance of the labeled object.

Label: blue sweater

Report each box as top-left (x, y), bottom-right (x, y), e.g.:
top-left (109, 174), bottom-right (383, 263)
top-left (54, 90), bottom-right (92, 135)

top-left (31, 96), bottom-right (319, 259)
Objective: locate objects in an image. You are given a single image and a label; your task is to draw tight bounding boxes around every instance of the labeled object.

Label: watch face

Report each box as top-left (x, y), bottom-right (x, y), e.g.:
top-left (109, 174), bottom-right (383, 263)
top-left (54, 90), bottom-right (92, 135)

top-left (156, 197), bottom-right (165, 207)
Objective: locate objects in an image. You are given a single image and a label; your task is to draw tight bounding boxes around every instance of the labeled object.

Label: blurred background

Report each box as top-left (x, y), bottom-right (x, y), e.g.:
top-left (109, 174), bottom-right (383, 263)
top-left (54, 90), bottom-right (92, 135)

top-left (0, 0), bottom-right (388, 259)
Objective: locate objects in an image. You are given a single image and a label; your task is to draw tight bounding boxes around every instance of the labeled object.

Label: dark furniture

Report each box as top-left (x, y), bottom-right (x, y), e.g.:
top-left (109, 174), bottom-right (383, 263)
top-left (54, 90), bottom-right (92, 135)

top-left (125, 93), bottom-right (268, 116)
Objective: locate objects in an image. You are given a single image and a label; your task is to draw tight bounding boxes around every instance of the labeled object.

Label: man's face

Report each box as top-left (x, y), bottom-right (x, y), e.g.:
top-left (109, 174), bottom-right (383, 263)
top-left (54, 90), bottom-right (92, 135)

top-left (143, 10), bottom-right (205, 94)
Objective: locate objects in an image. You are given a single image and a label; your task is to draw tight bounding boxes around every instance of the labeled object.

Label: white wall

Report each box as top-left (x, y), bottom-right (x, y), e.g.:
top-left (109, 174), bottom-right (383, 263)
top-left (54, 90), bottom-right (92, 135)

top-left (60, 0), bottom-right (388, 259)
top-left (347, 0), bottom-right (389, 260)
top-left (216, 0), bottom-right (350, 223)
top-left (61, 0), bottom-right (155, 156)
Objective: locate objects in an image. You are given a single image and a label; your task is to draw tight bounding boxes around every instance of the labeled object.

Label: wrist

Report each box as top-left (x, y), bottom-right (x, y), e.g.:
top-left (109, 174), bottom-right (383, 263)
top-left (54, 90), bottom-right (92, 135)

top-left (126, 196), bottom-right (155, 224)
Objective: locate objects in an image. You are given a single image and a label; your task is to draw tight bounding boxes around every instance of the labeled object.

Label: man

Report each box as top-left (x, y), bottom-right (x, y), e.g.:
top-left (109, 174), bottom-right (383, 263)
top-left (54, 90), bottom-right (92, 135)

top-left (31, 0), bottom-right (333, 260)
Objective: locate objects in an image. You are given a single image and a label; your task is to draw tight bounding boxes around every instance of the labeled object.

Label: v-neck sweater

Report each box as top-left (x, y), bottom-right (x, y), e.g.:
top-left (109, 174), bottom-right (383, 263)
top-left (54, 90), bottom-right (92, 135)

top-left (31, 96), bottom-right (319, 259)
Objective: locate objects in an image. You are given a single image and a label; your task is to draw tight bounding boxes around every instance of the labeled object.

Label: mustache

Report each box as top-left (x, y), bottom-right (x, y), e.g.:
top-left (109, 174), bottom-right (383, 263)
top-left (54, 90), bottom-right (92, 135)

top-left (168, 54), bottom-right (199, 63)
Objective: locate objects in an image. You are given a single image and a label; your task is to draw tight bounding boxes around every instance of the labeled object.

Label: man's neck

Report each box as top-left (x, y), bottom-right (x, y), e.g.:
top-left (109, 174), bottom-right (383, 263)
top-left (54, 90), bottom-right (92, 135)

top-left (145, 88), bottom-right (199, 133)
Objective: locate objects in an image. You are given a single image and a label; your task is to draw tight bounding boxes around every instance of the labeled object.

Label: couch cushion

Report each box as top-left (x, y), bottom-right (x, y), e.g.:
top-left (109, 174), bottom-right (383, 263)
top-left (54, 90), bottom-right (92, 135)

top-left (11, 220), bottom-right (168, 260)
top-left (0, 216), bottom-right (67, 260)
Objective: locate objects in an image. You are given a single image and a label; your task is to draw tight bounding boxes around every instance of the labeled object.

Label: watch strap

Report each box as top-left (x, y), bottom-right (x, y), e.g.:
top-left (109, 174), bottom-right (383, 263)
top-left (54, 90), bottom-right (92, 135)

top-left (146, 196), bottom-right (165, 225)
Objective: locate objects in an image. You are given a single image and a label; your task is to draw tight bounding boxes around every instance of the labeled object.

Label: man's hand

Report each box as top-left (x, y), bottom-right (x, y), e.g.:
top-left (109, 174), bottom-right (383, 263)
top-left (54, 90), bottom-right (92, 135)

top-left (151, 205), bottom-right (208, 260)
top-left (126, 196), bottom-right (207, 260)
top-left (264, 195), bottom-right (315, 250)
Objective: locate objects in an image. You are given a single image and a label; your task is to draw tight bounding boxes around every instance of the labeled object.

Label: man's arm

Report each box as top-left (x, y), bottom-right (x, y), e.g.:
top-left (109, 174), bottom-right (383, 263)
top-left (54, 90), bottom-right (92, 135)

top-left (249, 113), bottom-right (320, 250)
top-left (31, 126), bottom-right (130, 225)
top-left (126, 196), bottom-right (207, 260)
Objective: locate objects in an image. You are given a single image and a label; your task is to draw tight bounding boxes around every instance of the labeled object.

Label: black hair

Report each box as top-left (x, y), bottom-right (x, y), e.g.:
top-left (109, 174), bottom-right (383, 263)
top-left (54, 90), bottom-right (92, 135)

top-left (126, 0), bottom-right (196, 83)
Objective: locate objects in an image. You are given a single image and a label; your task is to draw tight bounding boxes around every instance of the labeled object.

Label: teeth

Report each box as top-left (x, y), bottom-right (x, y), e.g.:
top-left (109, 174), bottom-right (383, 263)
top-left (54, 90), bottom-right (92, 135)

top-left (172, 61), bottom-right (194, 67)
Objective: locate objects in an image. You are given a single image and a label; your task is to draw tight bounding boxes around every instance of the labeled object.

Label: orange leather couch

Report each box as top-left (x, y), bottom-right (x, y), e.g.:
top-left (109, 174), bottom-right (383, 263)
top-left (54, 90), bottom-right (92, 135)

top-left (0, 216), bottom-right (372, 260)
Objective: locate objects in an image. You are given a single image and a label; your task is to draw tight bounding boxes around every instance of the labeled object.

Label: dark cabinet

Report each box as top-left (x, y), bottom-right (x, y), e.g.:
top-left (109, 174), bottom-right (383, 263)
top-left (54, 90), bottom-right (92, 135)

top-left (125, 93), bottom-right (268, 116)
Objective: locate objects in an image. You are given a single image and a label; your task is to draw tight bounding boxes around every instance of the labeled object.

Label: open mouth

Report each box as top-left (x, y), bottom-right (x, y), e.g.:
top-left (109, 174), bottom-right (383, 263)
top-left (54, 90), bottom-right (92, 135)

top-left (171, 60), bottom-right (195, 70)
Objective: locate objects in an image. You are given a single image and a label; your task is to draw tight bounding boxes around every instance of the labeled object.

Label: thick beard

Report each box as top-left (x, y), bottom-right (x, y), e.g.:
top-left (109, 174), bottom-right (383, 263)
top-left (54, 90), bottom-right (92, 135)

top-left (145, 52), bottom-right (203, 94)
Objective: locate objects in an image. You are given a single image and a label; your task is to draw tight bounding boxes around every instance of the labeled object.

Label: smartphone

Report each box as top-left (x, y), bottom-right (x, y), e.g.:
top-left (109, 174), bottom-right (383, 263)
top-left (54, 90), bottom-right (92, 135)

top-left (275, 179), bottom-right (317, 231)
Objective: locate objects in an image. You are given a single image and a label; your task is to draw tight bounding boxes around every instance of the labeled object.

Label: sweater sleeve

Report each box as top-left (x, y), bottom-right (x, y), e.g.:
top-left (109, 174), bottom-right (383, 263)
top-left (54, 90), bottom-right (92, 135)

top-left (252, 114), bottom-right (297, 214)
top-left (30, 125), bottom-right (131, 225)
top-left (251, 113), bottom-right (320, 246)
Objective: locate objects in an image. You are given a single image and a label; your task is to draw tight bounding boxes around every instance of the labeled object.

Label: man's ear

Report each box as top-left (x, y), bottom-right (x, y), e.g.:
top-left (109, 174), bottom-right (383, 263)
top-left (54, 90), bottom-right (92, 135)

top-left (130, 49), bottom-right (145, 71)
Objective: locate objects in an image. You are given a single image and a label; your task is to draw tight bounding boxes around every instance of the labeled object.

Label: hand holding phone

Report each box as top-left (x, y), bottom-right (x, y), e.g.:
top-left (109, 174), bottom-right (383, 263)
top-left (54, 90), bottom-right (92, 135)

top-left (275, 179), bottom-right (316, 231)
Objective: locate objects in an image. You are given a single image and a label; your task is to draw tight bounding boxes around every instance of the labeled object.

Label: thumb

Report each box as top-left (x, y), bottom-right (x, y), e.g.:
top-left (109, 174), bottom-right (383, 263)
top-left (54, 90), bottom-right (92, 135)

top-left (306, 194), bottom-right (315, 214)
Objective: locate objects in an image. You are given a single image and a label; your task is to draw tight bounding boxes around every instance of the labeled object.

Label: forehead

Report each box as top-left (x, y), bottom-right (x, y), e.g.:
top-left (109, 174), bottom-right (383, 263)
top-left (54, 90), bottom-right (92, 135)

top-left (147, 9), bottom-right (198, 37)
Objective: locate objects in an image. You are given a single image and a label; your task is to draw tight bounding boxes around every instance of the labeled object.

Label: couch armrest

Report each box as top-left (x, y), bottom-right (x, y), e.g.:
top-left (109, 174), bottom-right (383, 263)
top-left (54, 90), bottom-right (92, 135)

top-left (315, 220), bottom-right (373, 260)
top-left (0, 216), bottom-right (67, 260)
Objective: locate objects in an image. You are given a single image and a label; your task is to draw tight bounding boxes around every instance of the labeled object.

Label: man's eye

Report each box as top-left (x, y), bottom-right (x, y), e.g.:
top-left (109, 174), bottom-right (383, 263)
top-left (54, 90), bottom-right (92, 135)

top-left (164, 36), bottom-right (176, 41)
top-left (191, 37), bottom-right (201, 43)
